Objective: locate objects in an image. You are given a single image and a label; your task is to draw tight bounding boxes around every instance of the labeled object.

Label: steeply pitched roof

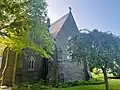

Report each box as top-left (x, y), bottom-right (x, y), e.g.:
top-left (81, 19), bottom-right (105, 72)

top-left (49, 13), bottom-right (69, 38)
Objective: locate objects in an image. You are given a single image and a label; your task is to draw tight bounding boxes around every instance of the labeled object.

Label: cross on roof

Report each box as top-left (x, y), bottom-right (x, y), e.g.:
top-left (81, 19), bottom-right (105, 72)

top-left (69, 7), bottom-right (72, 12)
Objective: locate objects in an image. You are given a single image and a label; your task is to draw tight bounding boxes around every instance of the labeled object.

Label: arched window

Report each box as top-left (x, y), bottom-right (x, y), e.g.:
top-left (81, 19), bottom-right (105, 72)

top-left (28, 56), bottom-right (35, 70)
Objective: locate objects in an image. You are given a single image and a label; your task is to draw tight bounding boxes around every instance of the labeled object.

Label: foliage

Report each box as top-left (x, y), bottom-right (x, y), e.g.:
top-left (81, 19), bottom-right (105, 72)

top-left (27, 0), bottom-right (54, 59)
top-left (88, 30), bottom-right (120, 69)
top-left (67, 29), bottom-right (120, 90)
top-left (11, 81), bottom-right (51, 90)
top-left (0, 0), bottom-right (54, 59)
top-left (47, 79), bottom-right (120, 90)
top-left (88, 30), bottom-right (120, 90)
top-left (109, 58), bottom-right (120, 77)
top-left (111, 65), bottom-right (120, 77)
top-left (0, 0), bottom-right (29, 36)
top-left (0, 0), bottom-right (30, 53)
top-left (93, 68), bottom-right (100, 75)
top-left (67, 31), bottom-right (92, 80)
top-left (11, 84), bottom-right (19, 90)
top-left (67, 32), bottom-right (91, 64)
top-left (58, 79), bottom-right (104, 88)
top-left (46, 73), bottom-right (120, 90)
top-left (68, 29), bottom-right (120, 69)
top-left (12, 77), bottom-right (104, 89)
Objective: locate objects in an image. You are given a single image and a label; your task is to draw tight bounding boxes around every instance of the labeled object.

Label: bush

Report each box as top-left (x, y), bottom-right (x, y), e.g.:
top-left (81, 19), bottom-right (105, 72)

top-left (12, 79), bottom-right (104, 89)
top-left (11, 81), bottom-right (51, 90)
top-left (93, 68), bottom-right (100, 75)
top-left (58, 79), bottom-right (104, 88)
top-left (11, 85), bottom-right (19, 90)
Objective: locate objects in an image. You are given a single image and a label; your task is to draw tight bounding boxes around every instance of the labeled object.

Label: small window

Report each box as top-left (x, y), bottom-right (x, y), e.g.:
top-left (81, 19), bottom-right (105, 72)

top-left (59, 73), bottom-right (64, 83)
top-left (28, 56), bottom-right (35, 71)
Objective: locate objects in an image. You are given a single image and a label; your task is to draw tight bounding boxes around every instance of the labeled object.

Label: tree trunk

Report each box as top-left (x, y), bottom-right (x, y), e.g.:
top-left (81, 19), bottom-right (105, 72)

top-left (12, 52), bottom-right (18, 85)
top-left (1, 48), bottom-right (9, 85)
top-left (83, 57), bottom-right (90, 81)
top-left (102, 68), bottom-right (110, 90)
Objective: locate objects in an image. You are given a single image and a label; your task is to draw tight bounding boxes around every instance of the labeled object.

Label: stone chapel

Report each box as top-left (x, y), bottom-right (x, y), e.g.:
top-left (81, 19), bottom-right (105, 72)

top-left (47, 8), bottom-right (86, 83)
top-left (0, 8), bottom-right (88, 86)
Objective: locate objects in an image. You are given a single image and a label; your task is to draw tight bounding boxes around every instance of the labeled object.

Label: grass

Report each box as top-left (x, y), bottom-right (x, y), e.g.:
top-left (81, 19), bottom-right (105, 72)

top-left (46, 79), bottom-right (120, 90)
top-left (45, 73), bottom-right (120, 90)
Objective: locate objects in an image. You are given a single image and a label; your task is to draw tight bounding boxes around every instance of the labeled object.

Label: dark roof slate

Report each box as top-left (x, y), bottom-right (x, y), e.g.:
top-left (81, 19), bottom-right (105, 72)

top-left (49, 13), bottom-right (69, 38)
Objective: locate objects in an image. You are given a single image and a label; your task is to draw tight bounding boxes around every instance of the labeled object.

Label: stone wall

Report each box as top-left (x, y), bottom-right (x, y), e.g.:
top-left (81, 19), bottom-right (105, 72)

top-left (55, 12), bottom-right (85, 83)
top-left (58, 61), bottom-right (85, 83)
top-left (16, 49), bottom-right (48, 83)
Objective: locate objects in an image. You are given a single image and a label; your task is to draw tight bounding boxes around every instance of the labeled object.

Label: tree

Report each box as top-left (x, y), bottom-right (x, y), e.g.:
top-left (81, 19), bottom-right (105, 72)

top-left (27, 0), bottom-right (54, 59)
top-left (0, 0), bottom-right (54, 85)
top-left (111, 63), bottom-right (120, 77)
top-left (0, 0), bottom-right (31, 54)
top-left (67, 30), bottom-right (92, 81)
top-left (67, 29), bottom-right (120, 90)
top-left (0, 0), bottom-right (30, 36)
top-left (89, 30), bottom-right (120, 90)
top-left (0, 0), bottom-right (54, 59)
top-left (0, 0), bottom-right (30, 85)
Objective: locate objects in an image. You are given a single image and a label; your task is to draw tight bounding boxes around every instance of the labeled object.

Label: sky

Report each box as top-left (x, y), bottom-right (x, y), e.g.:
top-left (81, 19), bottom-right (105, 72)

top-left (46, 0), bottom-right (120, 36)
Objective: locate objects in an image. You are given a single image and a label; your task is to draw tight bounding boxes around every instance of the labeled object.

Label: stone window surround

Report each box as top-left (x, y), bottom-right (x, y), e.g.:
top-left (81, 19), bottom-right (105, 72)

top-left (28, 56), bottom-right (35, 71)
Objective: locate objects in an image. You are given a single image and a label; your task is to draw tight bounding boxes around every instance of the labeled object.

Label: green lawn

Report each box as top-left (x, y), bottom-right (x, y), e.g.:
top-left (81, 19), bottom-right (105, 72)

top-left (46, 74), bottom-right (120, 90)
top-left (46, 79), bottom-right (120, 90)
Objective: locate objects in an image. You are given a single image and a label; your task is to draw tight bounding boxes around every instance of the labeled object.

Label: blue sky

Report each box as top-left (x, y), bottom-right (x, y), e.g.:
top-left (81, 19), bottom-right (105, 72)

top-left (46, 0), bottom-right (120, 36)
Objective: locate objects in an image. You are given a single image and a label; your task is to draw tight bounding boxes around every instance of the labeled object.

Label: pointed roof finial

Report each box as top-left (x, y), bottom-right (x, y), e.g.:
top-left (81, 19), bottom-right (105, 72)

top-left (69, 7), bottom-right (72, 12)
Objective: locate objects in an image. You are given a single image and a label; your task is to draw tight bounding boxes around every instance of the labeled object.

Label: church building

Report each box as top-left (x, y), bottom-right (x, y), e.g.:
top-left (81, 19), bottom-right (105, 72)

top-left (0, 8), bottom-right (88, 86)
top-left (47, 8), bottom-right (86, 83)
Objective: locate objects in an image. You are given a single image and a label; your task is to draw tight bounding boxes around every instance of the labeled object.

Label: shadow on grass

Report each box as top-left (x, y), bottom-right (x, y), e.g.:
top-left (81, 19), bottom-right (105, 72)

top-left (108, 76), bottom-right (120, 79)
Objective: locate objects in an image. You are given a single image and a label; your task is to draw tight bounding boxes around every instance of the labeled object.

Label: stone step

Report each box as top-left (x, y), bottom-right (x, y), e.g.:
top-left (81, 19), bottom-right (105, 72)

top-left (0, 86), bottom-right (11, 90)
